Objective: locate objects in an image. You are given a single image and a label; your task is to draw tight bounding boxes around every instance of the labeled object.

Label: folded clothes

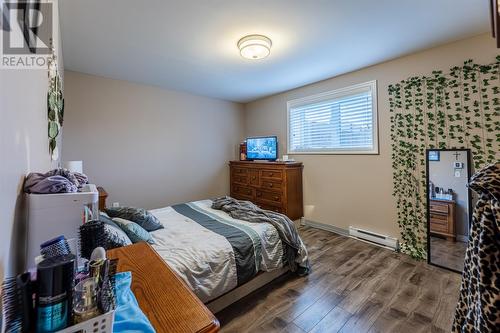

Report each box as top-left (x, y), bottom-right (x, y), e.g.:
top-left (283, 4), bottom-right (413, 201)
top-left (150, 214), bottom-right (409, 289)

top-left (24, 168), bottom-right (89, 194)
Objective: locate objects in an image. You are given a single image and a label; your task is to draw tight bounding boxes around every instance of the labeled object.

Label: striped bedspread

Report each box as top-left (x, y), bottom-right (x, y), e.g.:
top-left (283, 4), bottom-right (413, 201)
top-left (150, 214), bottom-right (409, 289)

top-left (149, 200), bottom-right (285, 303)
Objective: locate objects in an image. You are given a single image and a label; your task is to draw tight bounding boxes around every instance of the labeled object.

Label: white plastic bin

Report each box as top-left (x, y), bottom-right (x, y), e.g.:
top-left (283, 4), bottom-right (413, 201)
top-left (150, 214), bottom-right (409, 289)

top-left (56, 310), bottom-right (115, 333)
top-left (26, 184), bottom-right (99, 270)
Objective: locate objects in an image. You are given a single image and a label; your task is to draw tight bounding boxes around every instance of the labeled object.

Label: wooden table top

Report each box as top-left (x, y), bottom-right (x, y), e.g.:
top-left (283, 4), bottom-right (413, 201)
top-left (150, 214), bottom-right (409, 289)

top-left (107, 242), bottom-right (220, 333)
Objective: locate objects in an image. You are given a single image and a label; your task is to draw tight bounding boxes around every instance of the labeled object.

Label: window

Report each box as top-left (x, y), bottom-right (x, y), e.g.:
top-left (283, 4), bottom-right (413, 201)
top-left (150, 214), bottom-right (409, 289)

top-left (287, 81), bottom-right (378, 154)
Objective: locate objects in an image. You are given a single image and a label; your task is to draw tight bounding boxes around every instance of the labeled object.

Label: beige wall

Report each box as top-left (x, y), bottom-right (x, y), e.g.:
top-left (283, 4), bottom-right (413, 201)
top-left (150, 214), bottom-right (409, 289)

top-left (0, 0), bottom-right (62, 279)
top-left (62, 72), bottom-right (244, 210)
top-left (244, 33), bottom-right (498, 238)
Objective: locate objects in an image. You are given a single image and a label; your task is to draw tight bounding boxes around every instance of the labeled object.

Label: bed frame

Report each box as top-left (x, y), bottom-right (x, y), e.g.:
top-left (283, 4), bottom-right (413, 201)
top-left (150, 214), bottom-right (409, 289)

top-left (206, 267), bottom-right (290, 313)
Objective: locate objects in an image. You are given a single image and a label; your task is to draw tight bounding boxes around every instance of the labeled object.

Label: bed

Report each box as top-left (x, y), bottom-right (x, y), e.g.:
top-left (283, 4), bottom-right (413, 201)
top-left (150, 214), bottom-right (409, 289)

top-left (147, 199), bottom-right (308, 312)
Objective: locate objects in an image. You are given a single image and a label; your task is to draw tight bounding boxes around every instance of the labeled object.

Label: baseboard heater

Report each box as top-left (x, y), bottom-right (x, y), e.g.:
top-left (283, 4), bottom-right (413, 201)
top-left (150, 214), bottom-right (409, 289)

top-left (348, 226), bottom-right (399, 251)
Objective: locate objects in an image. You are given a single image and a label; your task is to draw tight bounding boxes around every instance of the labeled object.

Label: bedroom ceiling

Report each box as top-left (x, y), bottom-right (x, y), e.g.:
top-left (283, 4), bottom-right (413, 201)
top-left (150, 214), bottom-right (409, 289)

top-left (59, 0), bottom-right (489, 103)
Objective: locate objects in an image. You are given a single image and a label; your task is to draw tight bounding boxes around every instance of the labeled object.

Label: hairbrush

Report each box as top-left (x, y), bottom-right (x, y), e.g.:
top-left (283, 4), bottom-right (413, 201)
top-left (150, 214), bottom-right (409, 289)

top-left (40, 235), bottom-right (71, 259)
top-left (98, 259), bottom-right (119, 313)
top-left (79, 220), bottom-right (107, 260)
top-left (1, 272), bottom-right (34, 333)
top-left (2, 276), bottom-right (22, 332)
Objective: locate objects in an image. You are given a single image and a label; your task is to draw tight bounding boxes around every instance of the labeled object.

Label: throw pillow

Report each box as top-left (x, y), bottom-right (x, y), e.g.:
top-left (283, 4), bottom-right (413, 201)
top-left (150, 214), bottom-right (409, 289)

top-left (112, 218), bottom-right (155, 244)
top-left (105, 207), bottom-right (163, 231)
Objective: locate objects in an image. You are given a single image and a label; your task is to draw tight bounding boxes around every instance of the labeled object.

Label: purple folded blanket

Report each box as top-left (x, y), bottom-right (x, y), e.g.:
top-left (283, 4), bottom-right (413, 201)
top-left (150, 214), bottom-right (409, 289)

top-left (24, 169), bottom-right (89, 194)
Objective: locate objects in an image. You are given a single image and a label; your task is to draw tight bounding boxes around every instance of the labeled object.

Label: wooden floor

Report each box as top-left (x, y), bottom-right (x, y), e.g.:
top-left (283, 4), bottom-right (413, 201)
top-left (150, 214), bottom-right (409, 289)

top-left (430, 236), bottom-right (467, 272)
top-left (217, 226), bottom-right (462, 333)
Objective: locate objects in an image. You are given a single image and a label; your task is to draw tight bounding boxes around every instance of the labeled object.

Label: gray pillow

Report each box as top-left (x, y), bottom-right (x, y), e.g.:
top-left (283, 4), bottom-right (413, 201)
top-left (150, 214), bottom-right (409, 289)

top-left (105, 207), bottom-right (163, 231)
top-left (113, 218), bottom-right (155, 244)
top-left (99, 213), bottom-right (132, 248)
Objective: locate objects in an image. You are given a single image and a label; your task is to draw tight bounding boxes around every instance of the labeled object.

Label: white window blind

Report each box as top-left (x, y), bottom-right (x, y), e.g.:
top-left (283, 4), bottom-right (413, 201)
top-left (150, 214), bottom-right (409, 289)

top-left (287, 81), bottom-right (378, 154)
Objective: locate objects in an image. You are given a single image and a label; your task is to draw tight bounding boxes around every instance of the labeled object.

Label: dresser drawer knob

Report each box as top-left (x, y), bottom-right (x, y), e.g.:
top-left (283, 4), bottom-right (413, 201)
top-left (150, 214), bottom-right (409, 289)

top-left (274, 196), bottom-right (279, 201)
top-left (257, 192), bottom-right (262, 197)
top-left (269, 172), bottom-right (274, 176)
top-left (269, 183), bottom-right (273, 187)
top-left (252, 176), bottom-right (256, 180)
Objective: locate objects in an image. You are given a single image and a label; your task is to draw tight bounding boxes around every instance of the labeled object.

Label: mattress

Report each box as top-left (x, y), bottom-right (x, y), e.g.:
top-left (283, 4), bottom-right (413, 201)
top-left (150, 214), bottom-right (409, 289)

top-left (149, 200), bottom-right (285, 303)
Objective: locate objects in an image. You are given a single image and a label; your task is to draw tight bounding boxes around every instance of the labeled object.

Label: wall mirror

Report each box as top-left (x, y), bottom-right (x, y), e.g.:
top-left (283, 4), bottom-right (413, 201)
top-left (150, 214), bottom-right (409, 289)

top-left (426, 149), bottom-right (472, 273)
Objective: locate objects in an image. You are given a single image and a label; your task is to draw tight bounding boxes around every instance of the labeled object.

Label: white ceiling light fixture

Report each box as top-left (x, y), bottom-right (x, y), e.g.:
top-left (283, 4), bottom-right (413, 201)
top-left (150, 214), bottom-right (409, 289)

top-left (237, 34), bottom-right (272, 60)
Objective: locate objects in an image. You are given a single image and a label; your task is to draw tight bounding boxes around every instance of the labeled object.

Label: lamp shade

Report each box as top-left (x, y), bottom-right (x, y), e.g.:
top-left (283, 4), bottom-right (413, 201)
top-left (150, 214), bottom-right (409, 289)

top-left (63, 160), bottom-right (83, 174)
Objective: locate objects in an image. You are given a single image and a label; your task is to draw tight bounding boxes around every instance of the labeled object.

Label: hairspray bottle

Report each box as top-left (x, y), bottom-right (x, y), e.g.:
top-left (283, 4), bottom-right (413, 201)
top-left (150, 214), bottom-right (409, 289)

top-left (36, 254), bottom-right (75, 333)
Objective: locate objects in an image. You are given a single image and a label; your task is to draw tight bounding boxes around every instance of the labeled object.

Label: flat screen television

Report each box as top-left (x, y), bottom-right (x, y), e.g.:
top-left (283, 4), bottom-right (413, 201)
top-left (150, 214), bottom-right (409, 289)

top-left (246, 136), bottom-right (278, 161)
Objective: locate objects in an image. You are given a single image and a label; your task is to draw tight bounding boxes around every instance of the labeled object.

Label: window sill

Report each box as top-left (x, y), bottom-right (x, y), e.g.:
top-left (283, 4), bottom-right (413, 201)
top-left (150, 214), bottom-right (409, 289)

top-left (287, 150), bottom-right (380, 155)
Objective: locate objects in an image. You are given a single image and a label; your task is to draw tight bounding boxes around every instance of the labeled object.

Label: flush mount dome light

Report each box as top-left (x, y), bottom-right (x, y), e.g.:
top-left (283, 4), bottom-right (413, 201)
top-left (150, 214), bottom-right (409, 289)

top-left (237, 34), bottom-right (272, 60)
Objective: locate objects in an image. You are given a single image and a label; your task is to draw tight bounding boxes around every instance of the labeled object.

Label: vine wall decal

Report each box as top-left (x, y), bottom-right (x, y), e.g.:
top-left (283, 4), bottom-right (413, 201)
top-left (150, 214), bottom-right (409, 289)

top-left (388, 56), bottom-right (500, 259)
top-left (47, 45), bottom-right (64, 161)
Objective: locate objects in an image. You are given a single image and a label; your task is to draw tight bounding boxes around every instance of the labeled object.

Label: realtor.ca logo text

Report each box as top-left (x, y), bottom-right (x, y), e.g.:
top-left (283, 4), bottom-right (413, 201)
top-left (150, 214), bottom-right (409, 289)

top-left (1, 0), bottom-right (53, 69)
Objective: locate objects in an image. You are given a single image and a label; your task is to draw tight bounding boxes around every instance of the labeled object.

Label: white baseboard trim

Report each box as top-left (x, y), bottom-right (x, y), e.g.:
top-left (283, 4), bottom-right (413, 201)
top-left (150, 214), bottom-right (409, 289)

top-left (302, 219), bottom-right (349, 237)
top-left (305, 220), bottom-right (466, 249)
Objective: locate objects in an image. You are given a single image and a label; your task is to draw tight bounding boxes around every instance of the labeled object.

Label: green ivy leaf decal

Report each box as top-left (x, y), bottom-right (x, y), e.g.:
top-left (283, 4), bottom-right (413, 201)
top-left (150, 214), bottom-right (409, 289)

top-left (389, 55), bottom-right (500, 259)
top-left (48, 121), bottom-right (59, 139)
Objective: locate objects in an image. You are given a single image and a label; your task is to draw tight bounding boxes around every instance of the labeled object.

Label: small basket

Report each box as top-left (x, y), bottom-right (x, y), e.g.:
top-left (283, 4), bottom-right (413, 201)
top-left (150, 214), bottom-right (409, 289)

top-left (56, 310), bottom-right (115, 333)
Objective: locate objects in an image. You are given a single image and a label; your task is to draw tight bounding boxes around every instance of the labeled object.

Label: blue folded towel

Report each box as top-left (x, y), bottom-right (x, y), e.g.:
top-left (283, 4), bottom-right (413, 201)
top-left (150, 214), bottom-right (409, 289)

top-left (114, 272), bottom-right (156, 333)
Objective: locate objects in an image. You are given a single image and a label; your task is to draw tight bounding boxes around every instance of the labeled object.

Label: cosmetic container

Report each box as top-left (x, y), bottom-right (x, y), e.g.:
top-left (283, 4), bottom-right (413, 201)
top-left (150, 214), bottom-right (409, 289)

top-left (73, 278), bottom-right (100, 323)
top-left (36, 254), bottom-right (75, 333)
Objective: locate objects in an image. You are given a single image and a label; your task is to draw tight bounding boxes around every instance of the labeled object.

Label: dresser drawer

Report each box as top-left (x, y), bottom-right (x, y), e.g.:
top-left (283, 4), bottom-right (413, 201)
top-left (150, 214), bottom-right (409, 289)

top-left (256, 190), bottom-right (282, 204)
top-left (233, 167), bottom-right (249, 175)
top-left (430, 212), bottom-right (448, 223)
top-left (248, 170), bottom-right (259, 186)
top-left (232, 185), bottom-right (254, 198)
top-left (232, 174), bottom-right (248, 185)
top-left (257, 203), bottom-right (284, 214)
top-left (430, 212), bottom-right (449, 233)
top-left (261, 179), bottom-right (282, 192)
top-left (430, 202), bottom-right (448, 214)
top-left (261, 169), bottom-right (283, 180)
top-left (430, 220), bottom-right (448, 233)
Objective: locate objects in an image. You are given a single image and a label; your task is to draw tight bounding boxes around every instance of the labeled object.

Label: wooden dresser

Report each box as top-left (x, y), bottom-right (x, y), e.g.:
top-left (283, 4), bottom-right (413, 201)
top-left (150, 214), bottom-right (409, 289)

top-left (97, 186), bottom-right (108, 211)
top-left (429, 199), bottom-right (456, 241)
top-left (229, 161), bottom-right (303, 220)
top-left (107, 243), bottom-right (219, 333)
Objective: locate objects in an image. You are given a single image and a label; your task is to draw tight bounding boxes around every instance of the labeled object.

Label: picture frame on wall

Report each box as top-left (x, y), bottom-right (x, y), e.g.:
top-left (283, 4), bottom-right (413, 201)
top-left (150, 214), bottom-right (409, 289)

top-left (428, 150), bottom-right (440, 161)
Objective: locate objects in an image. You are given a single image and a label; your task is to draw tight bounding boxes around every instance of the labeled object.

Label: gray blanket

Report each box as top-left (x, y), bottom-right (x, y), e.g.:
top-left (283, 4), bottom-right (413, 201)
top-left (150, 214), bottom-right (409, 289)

top-left (212, 196), bottom-right (310, 274)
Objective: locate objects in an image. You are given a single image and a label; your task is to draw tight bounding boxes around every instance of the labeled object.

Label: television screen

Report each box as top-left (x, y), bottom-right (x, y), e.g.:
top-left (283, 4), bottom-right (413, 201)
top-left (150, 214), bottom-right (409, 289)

top-left (246, 136), bottom-right (278, 161)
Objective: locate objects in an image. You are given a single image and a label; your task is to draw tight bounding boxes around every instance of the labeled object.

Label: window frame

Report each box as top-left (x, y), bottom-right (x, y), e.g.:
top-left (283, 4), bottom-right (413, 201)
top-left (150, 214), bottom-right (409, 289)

top-left (286, 80), bottom-right (379, 155)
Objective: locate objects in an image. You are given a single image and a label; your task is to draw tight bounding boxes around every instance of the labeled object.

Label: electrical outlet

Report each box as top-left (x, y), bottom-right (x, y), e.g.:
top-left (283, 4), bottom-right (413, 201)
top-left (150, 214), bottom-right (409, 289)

top-left (112, 202), bottom-right (120, 207)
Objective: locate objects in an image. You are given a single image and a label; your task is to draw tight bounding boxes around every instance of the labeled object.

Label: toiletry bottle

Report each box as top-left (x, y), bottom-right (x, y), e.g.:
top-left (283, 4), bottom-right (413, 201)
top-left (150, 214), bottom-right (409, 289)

top-left (73, 278), bottom-right (100, 323)
top-left (36, 254), bottom-right (75, 333)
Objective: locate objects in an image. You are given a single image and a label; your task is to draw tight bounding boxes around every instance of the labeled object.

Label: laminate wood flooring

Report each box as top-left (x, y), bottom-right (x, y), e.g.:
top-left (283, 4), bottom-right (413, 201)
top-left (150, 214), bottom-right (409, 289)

top-left (216, 226), bottom-right (462, 333)
top-left (430, 236), bottom-right (467, 272)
